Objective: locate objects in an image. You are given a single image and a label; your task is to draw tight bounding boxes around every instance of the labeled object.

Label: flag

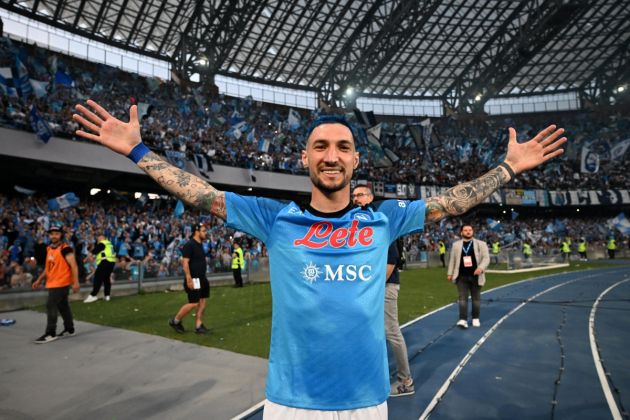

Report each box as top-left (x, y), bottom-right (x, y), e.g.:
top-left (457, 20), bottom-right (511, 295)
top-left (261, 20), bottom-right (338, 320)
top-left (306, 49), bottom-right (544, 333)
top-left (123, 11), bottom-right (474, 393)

top-left (247, 128), bottom-right (256, 143)
top-left (353, 109), bottom-right (377, 127)
top-left (193, 86), bottom-right (205, 107)
top-left (54, 70), bottom-right (75, 87)
top-left (48, 192), bottom-right (80, 210)
top-left (29, 79), bottom-right (49, 98)
top-left (610, 139), bottom-right (630, 162)
top-left (210, 102), bottom-right (222, 113)
top-left (194, 153), bottom-right (213, 172)
top-left (229, 110), bottom-right (243, 125)
top-left (580, 146), bottom-right (599, 173)
top-left (257, 138), bottom-right (270, 153)
top-left (174, 200), bottom-right (185, 218)
top-left (366, 124), bottom-right (392, 167)
top-left (511, 211), bottom-right (519, 221)
top-left (0, 67), bottom-right (18, 97)
top-left (14, 185), bottom-right (37, 195)
top-left (383, 147), bottom-right (400, 163)
top-left (165, 150), bottom-right (187, 169)
top-left (29, 106), bottom-right (53, 144)
top-left (486, 218), bottom-right (502, 231)
top-left (14, 57), bottom-right (32, 98)
top-left (137, 102), bottom-right (154, 120)
top-left (287, 108), bottom-right (301, 131)
top-left (137, 192), bottom-right (148, 206)
top-left (609, 213), bottom-right (630, 235)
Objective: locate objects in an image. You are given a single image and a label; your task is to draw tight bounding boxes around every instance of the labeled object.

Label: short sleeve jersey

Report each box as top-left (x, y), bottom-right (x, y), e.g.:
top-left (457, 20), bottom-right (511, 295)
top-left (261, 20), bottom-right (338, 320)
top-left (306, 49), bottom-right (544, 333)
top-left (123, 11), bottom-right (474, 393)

top-left (225, 193), bottom-right (425, 410)
top-left (182, 239), bottom-right (207, 279)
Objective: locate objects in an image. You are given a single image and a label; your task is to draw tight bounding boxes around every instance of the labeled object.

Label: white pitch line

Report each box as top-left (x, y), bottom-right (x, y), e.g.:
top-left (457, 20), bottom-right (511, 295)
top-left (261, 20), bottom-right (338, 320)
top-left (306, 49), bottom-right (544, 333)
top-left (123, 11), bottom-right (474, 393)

top-left (229, 399), bottom-right (266, 420)
top-left (588, 278), bottom-right (630, 420)
top-left (419, 271), bottom-right (604, 420)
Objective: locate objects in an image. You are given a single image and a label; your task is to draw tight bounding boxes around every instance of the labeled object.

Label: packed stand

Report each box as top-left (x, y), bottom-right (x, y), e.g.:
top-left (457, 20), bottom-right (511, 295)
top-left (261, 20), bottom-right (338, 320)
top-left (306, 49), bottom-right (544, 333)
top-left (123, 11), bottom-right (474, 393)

top-left (1, 36), bottom-right (629, 191)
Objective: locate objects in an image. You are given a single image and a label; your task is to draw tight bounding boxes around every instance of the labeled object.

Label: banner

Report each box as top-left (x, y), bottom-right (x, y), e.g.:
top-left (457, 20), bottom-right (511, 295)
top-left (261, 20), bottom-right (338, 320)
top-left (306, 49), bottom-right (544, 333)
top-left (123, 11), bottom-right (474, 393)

top-left (366, 124), bottom-right (392, 168)
top-left (48, 192), bottom-right (80, 210)
top-left (580, 146), bottom-right (599, 173)
top-left (549, 190), bottom-right (630, 206)
top-left (610, 139), bottom-right (630, 162)
top-left (29, 106), bottom-right (53, 143)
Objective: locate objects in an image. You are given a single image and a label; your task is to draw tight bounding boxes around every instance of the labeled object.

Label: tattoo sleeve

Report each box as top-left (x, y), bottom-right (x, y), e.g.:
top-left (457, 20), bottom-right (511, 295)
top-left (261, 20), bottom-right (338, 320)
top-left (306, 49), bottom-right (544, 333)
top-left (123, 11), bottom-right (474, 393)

top-left (138, 152), bottom-right (227, 219)
top-left (425, 166), bottom-right (511, 223)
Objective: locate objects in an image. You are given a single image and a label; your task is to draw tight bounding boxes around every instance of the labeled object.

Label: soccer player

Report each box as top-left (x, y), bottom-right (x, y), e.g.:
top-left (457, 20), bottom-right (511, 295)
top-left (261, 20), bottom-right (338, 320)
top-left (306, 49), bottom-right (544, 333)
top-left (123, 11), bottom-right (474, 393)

top-left (73, 100), bottom-right (566, 418)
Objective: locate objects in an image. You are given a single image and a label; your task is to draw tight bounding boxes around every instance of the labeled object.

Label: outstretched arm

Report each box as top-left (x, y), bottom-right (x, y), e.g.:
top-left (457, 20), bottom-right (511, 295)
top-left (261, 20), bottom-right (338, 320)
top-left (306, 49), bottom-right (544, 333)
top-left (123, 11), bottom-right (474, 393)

top-left (425, 125), bottom-right (566, 223)
top-left (73, 100), bottom-right (226, 219)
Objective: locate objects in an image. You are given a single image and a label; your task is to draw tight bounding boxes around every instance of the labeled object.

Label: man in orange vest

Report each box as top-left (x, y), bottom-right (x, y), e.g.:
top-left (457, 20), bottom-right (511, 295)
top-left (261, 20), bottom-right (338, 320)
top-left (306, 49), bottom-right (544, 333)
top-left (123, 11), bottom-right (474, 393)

top-left (32, 222), bottom-right (80, 343)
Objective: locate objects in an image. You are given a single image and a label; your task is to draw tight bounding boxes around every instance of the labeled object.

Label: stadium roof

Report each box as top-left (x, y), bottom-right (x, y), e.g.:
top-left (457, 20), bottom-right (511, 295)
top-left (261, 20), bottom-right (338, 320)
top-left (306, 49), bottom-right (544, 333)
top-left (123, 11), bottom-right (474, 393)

top-left (2, 0), bottom-right (630, 110)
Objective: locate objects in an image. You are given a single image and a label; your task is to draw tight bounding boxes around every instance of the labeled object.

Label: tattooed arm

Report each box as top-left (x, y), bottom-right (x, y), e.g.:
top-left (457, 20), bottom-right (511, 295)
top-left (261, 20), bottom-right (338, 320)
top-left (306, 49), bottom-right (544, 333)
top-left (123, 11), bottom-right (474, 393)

top-left (73, 100), bottom-right (227, 219)
top-left (425, 125), bottom-right (567, 224)
top-left (138, 152), bottom-right (226, 219)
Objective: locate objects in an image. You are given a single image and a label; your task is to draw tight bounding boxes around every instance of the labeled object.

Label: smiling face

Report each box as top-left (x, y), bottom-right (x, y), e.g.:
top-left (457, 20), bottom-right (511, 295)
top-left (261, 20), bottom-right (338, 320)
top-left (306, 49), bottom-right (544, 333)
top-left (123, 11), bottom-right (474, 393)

top-left (302, 123), bottom-right (359, 195)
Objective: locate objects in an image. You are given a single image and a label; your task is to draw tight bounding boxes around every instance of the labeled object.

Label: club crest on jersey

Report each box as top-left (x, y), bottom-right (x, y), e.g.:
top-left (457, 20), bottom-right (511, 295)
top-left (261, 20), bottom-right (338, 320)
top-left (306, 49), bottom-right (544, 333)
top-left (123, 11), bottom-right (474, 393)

top-left (354, 213), bottom-right (369, 221)
top-left (294, 220), bottom-right (373, 248)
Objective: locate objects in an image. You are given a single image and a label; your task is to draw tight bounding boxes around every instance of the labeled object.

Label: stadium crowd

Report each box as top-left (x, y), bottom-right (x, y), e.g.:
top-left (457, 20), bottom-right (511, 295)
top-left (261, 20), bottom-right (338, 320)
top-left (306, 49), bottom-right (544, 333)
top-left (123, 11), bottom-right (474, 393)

top-left (1, 192), bottom-right (627, 292)
top-left (1, 36), bottom-right (629, 191)
top-left (0, 193), bottom-right (266, 291)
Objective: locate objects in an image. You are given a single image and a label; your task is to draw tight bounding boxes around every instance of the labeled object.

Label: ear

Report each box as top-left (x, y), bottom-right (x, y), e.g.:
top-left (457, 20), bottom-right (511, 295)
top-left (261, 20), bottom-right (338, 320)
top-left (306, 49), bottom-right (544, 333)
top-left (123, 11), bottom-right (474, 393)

top-left (301, 150), bottom-right (308, 168)
top-left (353, 152), bottom-right (359, 169)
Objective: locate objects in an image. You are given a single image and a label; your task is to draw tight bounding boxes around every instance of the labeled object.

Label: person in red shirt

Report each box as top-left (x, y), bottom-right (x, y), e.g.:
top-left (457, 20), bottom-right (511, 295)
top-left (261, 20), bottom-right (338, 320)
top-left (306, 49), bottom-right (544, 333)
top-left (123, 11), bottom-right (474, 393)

top-left (32, 222), bottom-right (80, 344)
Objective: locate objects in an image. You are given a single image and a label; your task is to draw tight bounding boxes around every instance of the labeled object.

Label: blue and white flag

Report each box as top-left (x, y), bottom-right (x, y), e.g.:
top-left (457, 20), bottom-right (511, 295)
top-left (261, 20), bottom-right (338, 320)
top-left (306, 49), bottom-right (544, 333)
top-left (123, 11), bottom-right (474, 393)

top-left (610, 139), bottom-right (630, 162)
top-left (0, 67), bottom-right (18, 97)
top-left (54, 70), bottom-right (75, 87)
top-left (486, 218), bottom-right (502, 231)
top-left (257, 138), bottom-right (270, 153)
top-left (165, 150), bottom-right (187, 169)
top-left (14, 57), bottom-right (32, 99)
top-left (48, 192), bottom-right (80, 210)
top-left (14, 185), bottom-right (37, 195)
top-left (29, 79), bottom-right (49, 98)
top-left (247, 128), bottom-right (256, 144)
top-left (229, 110), bottom-right (244, 125)
top-left (287, 108), bottom-right (301, 131)
top-left (366, 124), bottom-right (392, 168)
top-left (29, 106), bottom-right (53, 144)
top-left (609, 213), bottom-right (630, 235)
top-left (174, 200), bottom-right (185, 218)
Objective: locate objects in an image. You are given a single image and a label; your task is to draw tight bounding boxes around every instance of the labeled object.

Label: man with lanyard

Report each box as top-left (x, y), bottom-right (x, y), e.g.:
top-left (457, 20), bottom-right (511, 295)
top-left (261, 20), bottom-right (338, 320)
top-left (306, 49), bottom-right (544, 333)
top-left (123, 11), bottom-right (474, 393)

top-left (73, 99), bottom-right (566, 418)
top-left (32, 222), bottom-right (80, 343)
top-left (447, 224), bottom-right (490, 328)
top-left (438, 240), bottom-right (446, 268)
top-left (232, 240), bottom-right (244, 288)
top-left (169, 223), bottom-right (210, 334)
top-left (84, 234), bottom-right (116, 303)
top-left (352, 185), bottom-right (414, 397)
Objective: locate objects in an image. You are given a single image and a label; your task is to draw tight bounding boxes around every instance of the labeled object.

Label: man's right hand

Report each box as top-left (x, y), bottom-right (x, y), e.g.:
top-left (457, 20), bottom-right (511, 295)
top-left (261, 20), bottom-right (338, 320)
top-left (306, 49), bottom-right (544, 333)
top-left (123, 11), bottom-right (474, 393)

top-left (73, 100), bottom-right (142, 156)
top-left (32, 280), bottom-right (41, 290)
top-left (186, 277), bottom-right (194, 289)
top-left (447, 275), bottom-right (453, 282)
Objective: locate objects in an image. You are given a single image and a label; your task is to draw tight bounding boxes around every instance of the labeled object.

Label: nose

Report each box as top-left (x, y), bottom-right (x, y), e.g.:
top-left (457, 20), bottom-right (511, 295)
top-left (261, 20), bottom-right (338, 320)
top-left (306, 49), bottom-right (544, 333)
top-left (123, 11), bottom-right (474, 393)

top-left (323, 146), bottom-right (338, 164)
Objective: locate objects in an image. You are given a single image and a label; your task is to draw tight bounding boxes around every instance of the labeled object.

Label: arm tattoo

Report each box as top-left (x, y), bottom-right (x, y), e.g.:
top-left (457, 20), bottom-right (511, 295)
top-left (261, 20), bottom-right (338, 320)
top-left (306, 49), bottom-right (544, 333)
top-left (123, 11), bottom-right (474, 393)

top-left (138, 152), bottom-right (227, 219)
top-left (425, 166), bottom-right (510, 223)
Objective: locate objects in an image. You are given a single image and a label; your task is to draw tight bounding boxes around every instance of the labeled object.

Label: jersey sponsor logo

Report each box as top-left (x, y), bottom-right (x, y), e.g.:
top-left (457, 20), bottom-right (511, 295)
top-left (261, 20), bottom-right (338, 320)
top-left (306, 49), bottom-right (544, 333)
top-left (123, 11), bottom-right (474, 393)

top-left (294, 220), bottom-right (373, 249)
top-left (301, 262), bottom-right (372, 283)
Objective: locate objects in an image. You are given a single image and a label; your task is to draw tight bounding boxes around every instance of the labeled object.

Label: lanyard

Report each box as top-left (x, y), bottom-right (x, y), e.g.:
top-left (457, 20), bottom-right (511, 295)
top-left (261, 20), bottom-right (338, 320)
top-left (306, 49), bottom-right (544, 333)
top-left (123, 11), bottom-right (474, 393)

top-left (462, 241), bottom-right (472, 255)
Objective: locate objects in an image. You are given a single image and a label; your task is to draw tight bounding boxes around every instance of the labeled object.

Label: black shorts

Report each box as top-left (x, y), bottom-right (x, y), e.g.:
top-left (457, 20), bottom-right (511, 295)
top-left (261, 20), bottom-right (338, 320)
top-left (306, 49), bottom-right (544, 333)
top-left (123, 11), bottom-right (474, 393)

top-left (184, 278), bottom-right (210, 303)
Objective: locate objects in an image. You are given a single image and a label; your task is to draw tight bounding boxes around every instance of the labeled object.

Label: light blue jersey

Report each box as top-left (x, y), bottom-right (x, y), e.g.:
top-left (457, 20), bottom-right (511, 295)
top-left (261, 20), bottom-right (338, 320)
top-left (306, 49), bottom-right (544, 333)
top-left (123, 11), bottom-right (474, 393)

top-left (225, 193), bottom-right (425, 410)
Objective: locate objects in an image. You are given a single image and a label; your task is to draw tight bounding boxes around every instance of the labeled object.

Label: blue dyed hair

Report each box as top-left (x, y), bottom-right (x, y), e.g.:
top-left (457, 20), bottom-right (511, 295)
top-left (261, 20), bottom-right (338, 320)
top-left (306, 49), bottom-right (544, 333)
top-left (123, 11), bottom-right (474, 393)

top-left (304, 115), bottom-right (358, 146)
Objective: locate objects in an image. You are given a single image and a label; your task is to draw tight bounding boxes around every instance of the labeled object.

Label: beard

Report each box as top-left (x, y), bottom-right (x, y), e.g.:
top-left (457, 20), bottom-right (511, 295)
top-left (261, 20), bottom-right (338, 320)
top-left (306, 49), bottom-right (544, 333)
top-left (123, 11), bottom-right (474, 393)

top-left (309, 167), bottom-right (351, 194)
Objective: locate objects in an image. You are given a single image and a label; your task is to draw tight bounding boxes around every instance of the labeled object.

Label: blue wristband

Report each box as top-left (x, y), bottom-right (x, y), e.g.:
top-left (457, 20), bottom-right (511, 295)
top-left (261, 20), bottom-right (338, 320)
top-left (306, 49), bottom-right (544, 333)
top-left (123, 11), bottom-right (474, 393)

top-left (127, 143), bottom-right (150, 164)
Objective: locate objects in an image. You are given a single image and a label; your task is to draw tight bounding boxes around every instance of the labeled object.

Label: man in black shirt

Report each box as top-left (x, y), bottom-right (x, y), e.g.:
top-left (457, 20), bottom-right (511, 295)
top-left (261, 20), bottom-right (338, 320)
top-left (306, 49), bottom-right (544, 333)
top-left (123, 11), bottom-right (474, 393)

top-left (447, 224), bottom-right (490, 329)
top-left (169, 223), bottom-right (210, 334)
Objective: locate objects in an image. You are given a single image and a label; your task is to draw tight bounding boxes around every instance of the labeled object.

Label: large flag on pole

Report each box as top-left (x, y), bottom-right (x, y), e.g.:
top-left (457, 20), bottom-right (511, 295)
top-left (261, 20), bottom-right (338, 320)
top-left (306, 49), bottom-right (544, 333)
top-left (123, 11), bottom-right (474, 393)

top-left (29, 106), bottom-right (53, 143)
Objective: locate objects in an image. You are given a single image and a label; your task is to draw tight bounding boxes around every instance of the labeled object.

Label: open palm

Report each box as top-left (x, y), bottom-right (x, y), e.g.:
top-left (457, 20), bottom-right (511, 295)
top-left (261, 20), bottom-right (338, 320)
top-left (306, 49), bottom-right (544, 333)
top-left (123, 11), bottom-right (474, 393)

top-left (73, 100), bottom-right (141, 156)
top-left (504, 125), bottom-right (567, 174)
